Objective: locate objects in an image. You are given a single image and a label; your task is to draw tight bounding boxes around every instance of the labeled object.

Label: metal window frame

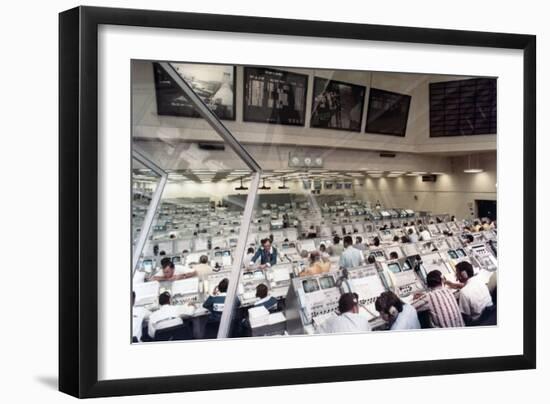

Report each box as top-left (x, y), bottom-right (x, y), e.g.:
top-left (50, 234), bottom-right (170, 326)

top-left (131, 148), bottom-right (168, 275)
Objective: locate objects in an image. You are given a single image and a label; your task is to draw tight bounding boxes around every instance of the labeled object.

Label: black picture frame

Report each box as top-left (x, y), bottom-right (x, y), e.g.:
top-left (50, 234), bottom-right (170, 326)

top-left (59, 6), bottom-right (536, 398)
top-left (152, 61), bottom-right (237, 121)
top-left (310, 77), bottom-right (366, 132)
top-left (365, 88), bottom-right (412, 137)
top-left (243, 66), bottom-right (308, 126)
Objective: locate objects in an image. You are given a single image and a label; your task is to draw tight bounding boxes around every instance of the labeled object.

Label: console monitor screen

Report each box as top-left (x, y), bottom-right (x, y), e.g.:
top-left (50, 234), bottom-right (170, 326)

top-left (214, 251), bottom-right (223, 257)
top-left (402, 260), bottom-right (412, 270)
top-left (448, 250), bottom-right (459, 259)
top-left (253, 270), bottom-right (264, 280)
top-left (142, 259), bottom-right (153, 272)
top-left (319, 276), bottom-right (336, 290)
top-left (374, 250), bottom-right (384, 257)
top-left (222, 250), bottom-right (231, 257)
top-left (303, 279), bottom-right (320, 293)
top-left (243, 272), bottom-right (253, 281)
top-left (388, 262), bottom-right (402, 274)
top-left (456, 249), bottom-right (466, 257)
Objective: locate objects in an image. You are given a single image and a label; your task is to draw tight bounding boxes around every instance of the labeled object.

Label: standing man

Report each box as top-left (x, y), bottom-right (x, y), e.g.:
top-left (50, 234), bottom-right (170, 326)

top-left (339, 235), bottom-right (364, 269)
top-left (249, 238), bottom-right (278, 269)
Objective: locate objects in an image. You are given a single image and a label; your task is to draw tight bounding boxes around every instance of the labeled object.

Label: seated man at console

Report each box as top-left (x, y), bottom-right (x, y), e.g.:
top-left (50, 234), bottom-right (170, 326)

top-left (454, 261), bottom-right (493, 325)
top-left (354, 236), bottom-right (366, 251)
top-left (407, 228), bottom-right (419, 243)
top-left (132, 291), bottom-right (151, 342)
top-left (150, 259), bottom-right (194, 282)
top-left (328, 236), bottom-right (344, 256)
top-left (339, 235), bottom-right (364, 269)
top-left (375, 291), bottom-right (421, 330)
top-left (300, 251), bottom-right (331, 277)
top-left (253, 283), bottom-right (278, 312)
top-left (249, 238), bottom-right (278, 269)
top-left (147, 292), bottom-right (183, 339)
top-left (319, 293), bottom-right (371, 334)
top-left (413, 270), bottom-right (465, 328)
top-left (203, 278), bottom-right (239, 322)
top-left (418, 226), bottom-right (432, 241)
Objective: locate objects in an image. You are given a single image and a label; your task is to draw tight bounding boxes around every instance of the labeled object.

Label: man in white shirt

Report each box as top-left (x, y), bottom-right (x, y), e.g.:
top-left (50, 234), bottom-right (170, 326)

top-left (320, 293), bottom-right (371, 334)
top-left (147, 292), bottom-right (183, 339)
top-left (407, 228), bottom-right (419, 243)
top-left (339, 235), bottom-right (364, 269)
top-left (132, 291), bottom-right (151, 342)
top-left (455, 261), bottom-right (493, 325)
top-left (418, 226), bottom-right (431, 241)
top-left (192, 254), bottom-right (213, 280)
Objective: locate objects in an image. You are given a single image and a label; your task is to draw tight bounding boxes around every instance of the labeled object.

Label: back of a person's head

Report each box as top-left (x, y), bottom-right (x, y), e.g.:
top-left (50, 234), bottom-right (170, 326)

top-left (367, 255), bottom-right (376, 264)
top-left (393, 235), bottom-right (399, 242)
top-left (338, 293), bottom-right (358, 314)
top-left (218, 278), bottom-right (229, 293)
top-left (160, 257), bottom-right (172, 268)
top-left (356, 236), bottom-right (362, 243)
top-left (333, 235), bottom-right (341, 244)
top-left (389, 251), bottom-right (399, 260)
top-left (256, 283), bottom-right (268, 299)
top-left (310, 251), bottom-right (321, 263)
top-left (456, 261), bottom-right (474, 278)
top-left (426, 270), bottom-right (443, 288)
top-left (162, 260), bottom-right (175, 269)
top-left (375, 291), bottom-right (403, 314)
top-left (419, 226), bottom-right (424, 232)
top-left (408, 228), bottom-right (413, 234)
top-left (343, 235), bottom-right (353, 246)
top-left (373, 237), bottom-right (380, 246)
top-left (199, 255), bottom-right (209, 264)
top-left (158, 291), bottom-right (171, 306)
top-left (466, 234), bottom-right (474, 243)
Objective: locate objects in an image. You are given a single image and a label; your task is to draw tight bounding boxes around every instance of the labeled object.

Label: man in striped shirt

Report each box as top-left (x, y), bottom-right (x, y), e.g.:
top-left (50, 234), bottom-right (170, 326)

top-left (414, 270), bottom-right (465, 328)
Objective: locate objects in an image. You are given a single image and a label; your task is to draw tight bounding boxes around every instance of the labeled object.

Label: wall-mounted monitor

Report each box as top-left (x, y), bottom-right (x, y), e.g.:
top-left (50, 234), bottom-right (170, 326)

top-left (243, 67), bottom-right (308, 126)
top-left (152, 62), bottom-right (236, 120)
top-left (365, 88), bottom-right (411, 136)
top-left (310, 77), bottom-right (366, 132)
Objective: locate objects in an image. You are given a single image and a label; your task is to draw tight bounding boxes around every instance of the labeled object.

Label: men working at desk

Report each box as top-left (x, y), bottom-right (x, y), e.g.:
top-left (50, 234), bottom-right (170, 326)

top-left (413, 270), bottom-right (465, 328)
top-left (375, 291), bottom-right (421, 330)
top-left (147, 291), bottom-right (183, 339)
top-left (253, 283), bottom-right (278, 312)
top-left (193, 254), bottom-right (213, 281)
top-left (454, 261), bottom-right (493, 325)
top-left (300, 251), bottom-right (331, 277)
top-left (319, 293), bottom-right (371, 334)
top-left (203, 278), bottom-right (235, 322)
top-left (339, 235), bottom-right (364, 269)
top-left (132, 291), bottom-right (151, 342)
top-left (249, 238), bottom-right (278, 268)
top-left (150, 259), bottom-right (195, 282)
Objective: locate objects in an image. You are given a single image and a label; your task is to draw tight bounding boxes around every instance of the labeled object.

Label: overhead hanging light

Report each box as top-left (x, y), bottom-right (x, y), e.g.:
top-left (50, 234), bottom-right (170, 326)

top-left (464, 154), bottom-right (483, 173)
top-left (259, 178), bottom-right (271, 190)
top-left (235, 177), bottom-right (248, 191)
top-left (278, 178), bottom-right (289, 190)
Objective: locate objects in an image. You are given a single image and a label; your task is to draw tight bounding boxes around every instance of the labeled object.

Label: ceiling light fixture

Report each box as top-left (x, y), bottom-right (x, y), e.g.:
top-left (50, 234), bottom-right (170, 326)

top-left (235, 177), bottom-right (248, 191)
top-left (464, 154), bottom-right (483, 174)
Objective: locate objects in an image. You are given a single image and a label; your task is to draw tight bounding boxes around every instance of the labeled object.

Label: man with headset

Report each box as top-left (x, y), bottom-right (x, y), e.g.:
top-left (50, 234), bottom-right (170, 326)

top-left (319, 293), bottom-right (371, 334)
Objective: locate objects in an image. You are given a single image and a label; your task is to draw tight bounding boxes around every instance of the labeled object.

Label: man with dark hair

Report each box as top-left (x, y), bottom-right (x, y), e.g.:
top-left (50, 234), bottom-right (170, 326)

top-left (253, 283), bottom-right (278, 312)
top-left (319, 293), bottom-right (371, 334)
top-left (147, 291), bottom-right (183, 339)
top-left (455, 261), bottom-right (493, 325)
top-left (354, 236), bottom-right (366, 251)
top-left (203, 278), bottom-right (237, 322)
top-left (372, 237), bottom-right (381, 247)
top-left (328, 235), bottom-right (344, 256)
top-left (464, 234), bottom-right (475, 245)
top-left (367, 254), bottom-right (376, 264)
top-left (150, 259), bottom-right (193, 282)
top-left (339, 235), bottom-right (364, 269)
top-left (413, 270), bottom-right (465, 328)
top-left (408, 227), bottom-right (419, 243)
top-left (389, 251), bottom-right (399, 260)
top-left (132, 291), bottom-right (151, 342)
top-left (249, 238), bottom-right (278, 268)
top-left (375, 291), bottom-right (420, 330)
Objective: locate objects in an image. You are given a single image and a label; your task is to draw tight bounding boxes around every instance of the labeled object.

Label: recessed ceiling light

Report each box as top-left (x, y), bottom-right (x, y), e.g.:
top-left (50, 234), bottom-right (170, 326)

top-left (464, 168), bottom-right (484, 173)
top-left (431, 172), bottom-right (445, 175)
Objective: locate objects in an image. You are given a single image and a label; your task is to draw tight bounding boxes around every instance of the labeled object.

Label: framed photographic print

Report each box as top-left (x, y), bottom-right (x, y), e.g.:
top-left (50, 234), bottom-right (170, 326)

top-left (152, 62), bottom-right (236, 120)
top-left (243, 66), bottom-right (308, 126)
top-left (310, 77), bottom-right (366, 131)
top-left (59, 6), bottom-right (536, 399)
top-left (365, 88), bottom-right (412, 136)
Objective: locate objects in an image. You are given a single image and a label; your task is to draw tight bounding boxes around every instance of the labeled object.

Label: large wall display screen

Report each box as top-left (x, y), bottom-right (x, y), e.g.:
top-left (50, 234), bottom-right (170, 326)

top-left (365, 88), bottom-right (411, 136)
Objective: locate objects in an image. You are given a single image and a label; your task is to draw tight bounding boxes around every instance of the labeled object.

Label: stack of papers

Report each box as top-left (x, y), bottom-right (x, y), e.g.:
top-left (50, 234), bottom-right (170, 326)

top-left (248, 306), bottom-right (269, 328)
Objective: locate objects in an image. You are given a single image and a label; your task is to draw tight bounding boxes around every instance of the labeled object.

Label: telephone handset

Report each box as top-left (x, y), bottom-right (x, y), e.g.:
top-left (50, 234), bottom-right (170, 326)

top-left (381, 268), bottom-right (396, 291)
